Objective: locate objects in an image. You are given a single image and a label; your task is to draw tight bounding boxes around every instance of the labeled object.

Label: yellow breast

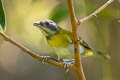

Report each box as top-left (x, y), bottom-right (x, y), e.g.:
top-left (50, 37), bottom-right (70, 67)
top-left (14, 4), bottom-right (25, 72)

top-left (47, 29), bottom-right (72, 48)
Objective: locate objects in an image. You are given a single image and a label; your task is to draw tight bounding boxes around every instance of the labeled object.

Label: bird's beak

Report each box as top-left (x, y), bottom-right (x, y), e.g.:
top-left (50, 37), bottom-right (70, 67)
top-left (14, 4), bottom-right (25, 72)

top-left (33, 21), bottom-right (41, 27)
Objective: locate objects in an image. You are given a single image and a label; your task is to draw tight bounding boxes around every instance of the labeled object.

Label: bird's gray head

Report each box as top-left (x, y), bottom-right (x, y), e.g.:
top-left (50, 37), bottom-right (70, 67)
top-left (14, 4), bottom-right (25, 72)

top-left (33, 20), bottom-right (59, 36)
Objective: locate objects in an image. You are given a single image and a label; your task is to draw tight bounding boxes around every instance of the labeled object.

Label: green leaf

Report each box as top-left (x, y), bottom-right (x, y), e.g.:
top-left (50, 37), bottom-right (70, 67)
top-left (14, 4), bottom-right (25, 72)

top-left (0, 0), bottom-right (6, 32)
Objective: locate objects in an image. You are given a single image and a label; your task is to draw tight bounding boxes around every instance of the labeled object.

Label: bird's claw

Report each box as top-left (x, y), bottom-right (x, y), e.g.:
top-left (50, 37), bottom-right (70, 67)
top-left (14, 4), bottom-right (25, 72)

top-left (64, 62), bottom-right (70, 73)
top-left (41, 56), bottom-right (50, 64)
top-left (63, 60), bottom-right (75, 73)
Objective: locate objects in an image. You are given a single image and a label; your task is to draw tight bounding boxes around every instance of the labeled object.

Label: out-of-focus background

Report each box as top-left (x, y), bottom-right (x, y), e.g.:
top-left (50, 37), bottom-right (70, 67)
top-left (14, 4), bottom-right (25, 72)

top-left (0, 0), bottom-right (119, 80)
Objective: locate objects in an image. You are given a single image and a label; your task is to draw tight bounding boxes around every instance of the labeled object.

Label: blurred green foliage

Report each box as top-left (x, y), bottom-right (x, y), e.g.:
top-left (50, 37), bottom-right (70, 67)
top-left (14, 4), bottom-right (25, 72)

top-left (49, 0), bottom-right (86, 23)
top-left (49, 3), bottom-right (69, 23)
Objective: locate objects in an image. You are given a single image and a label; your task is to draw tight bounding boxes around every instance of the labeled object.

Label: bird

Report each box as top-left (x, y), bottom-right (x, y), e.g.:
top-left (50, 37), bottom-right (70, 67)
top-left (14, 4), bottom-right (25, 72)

top-left (33, 19), bottom-right (110, 61)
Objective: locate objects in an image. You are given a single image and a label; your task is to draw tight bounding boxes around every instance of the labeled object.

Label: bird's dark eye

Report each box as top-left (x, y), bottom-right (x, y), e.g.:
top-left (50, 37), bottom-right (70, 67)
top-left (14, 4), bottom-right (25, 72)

top-left (45, 22), bottom-right (50, 25)
top-left (50, 21), bottom-right (53, 23)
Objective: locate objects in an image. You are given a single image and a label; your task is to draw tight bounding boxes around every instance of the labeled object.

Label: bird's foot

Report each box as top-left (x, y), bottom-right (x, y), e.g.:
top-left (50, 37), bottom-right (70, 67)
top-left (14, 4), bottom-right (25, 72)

top-left (63, 60), bottom-right (75, 72)
top-left (41, 56), bottom-right (50, 64)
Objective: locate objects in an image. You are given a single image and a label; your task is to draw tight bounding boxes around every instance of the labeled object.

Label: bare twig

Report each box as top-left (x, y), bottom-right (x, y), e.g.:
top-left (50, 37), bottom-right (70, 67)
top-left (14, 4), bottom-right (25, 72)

top-left (79, 0), bottom-right (114, 24)
top-left (0, 31), bottom-right (75, 70)
top-left (67, 0), bottom-right (86, 80)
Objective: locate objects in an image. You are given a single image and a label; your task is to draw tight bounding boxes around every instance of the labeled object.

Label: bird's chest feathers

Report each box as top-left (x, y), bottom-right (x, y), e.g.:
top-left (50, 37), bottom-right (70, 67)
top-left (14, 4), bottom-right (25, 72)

top-left (47, 32), bottom-right (72, 48)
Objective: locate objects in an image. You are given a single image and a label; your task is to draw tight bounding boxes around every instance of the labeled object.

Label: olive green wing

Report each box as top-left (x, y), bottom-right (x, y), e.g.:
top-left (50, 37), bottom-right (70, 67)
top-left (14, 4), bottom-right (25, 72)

top-left (79, 37), bottom-right (110, 59)
top-left (79, 37), bottom-right (91, 50)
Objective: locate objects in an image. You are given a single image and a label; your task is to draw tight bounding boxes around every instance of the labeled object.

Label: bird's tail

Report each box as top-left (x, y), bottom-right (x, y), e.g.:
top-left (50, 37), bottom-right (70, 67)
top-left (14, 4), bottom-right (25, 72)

top-left (96, 51), bottom-right (111, 60)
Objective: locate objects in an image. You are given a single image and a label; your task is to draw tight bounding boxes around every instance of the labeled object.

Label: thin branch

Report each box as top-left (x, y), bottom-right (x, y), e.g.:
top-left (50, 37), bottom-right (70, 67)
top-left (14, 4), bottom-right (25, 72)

top-left (79, 0), bottom-right (114, 24)
top-left (67, 0), bottom-right (86, 80)
top-left (0, 31), bottom-right (75, 70)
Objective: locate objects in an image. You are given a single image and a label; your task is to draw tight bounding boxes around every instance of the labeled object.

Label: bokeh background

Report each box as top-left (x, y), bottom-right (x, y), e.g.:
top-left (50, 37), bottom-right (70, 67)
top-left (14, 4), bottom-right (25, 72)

top-left (0, 0), bottom-right (120, 80)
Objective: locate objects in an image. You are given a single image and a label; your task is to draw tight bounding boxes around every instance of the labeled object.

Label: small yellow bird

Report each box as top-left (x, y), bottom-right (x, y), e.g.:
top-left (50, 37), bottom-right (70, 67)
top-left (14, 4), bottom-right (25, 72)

top-left (33, 20), bottom-right (110, 61)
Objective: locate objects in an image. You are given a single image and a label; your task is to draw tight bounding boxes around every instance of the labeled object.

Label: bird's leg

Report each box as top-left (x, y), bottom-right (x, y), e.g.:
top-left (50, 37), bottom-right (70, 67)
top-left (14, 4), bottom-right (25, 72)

top-left (57, 58), bottom-right (75, 72)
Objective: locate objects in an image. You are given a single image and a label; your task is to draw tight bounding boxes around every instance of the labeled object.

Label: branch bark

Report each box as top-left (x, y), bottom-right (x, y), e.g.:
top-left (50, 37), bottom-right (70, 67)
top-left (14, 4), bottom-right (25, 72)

top-left (79, 0), bottom-right (114, 24)
top-left (67, 0), bottom-right (86, 80)
top-left (0, 31), bottom-right (75, 70)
